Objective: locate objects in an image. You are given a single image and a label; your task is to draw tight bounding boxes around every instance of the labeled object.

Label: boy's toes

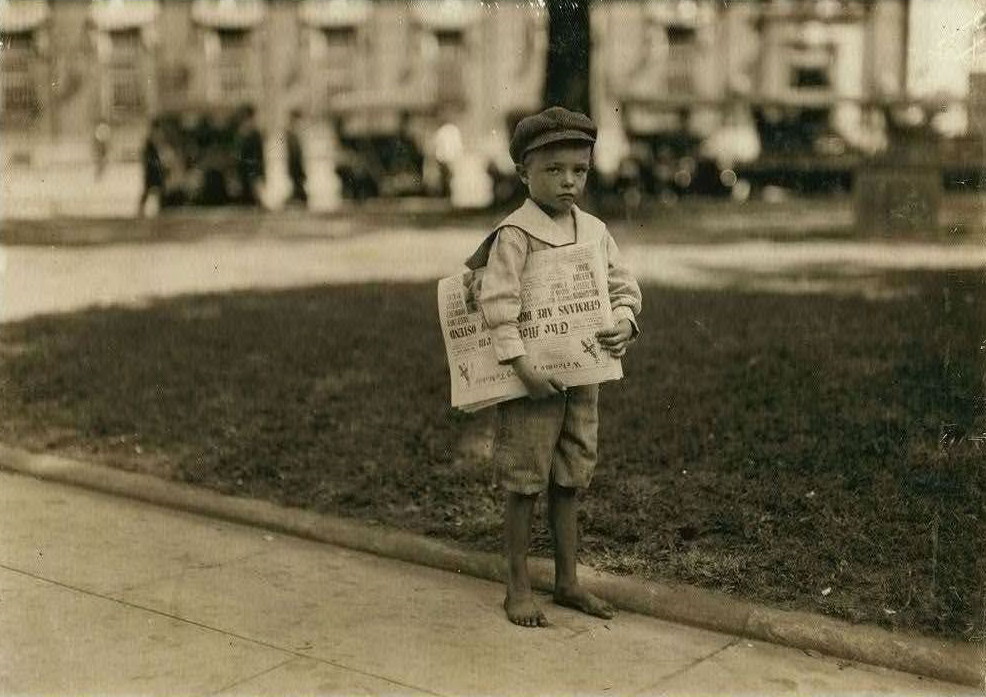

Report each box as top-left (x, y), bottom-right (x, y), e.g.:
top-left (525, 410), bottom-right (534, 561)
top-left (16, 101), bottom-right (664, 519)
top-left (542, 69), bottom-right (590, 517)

top-left (504, 595), bottom-right (547, 628)
top-left (554, 587), bottom-right (616, 619)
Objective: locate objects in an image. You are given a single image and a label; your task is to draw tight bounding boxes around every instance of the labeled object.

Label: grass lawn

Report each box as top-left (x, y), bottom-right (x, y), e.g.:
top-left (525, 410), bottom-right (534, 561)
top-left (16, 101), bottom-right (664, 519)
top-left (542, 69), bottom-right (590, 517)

top-left (0, 271), bottom-right (982, 642)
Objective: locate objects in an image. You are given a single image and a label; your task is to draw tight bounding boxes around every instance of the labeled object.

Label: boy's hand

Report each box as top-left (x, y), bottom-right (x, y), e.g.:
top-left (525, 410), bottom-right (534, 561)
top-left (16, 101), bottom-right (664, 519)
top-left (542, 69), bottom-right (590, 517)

top-left (596, 319), bottom-right (634, 358)
top-left (511, 355), bottom-right (566, 399)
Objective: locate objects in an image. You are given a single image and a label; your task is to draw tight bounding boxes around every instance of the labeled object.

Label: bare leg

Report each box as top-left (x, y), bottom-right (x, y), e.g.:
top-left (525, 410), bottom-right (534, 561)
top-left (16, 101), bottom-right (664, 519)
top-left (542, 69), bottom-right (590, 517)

top-left (137, 188), bottom-right (149, 217)
top-left (503, 491), bottom-right (546, 628)
top-left (548, 483), bottom-right (615, 619)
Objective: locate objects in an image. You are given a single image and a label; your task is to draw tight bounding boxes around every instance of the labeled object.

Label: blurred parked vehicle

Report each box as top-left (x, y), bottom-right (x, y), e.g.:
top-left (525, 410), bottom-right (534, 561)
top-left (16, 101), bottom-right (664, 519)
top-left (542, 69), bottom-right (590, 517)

top-left (2, 0), bottom-right (982, 218)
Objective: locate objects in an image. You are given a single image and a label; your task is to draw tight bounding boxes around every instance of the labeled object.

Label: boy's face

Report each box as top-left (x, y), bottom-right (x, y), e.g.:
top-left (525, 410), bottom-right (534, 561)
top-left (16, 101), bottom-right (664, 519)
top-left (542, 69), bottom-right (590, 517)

top-left (518, 143), bottom-right (592, 216)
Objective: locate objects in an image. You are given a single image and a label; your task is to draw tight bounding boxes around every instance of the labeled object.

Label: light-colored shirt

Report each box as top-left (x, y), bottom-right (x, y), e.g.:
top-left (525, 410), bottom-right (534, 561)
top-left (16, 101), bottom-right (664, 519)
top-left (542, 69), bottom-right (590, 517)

top-left (473, 198), bottom-right (642, 364)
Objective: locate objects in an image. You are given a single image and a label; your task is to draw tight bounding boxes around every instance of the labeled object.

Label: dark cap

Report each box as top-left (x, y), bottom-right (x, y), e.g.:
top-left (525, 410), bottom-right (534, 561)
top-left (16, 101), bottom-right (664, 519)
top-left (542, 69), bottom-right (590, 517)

top-left (510, 106), bottom-right (597, 163)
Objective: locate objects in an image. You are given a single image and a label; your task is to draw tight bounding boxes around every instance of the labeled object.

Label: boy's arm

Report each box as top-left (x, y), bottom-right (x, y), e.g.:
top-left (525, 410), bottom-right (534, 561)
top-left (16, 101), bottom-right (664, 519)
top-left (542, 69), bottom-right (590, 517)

top-left (478, 226), bottom-right (530, 364)
top-left (479, 227), bottom-right (565, 397)
top-left (605, 231), bottom-right (642, 338)
top-left (596, 230), bottom-right (641, 357)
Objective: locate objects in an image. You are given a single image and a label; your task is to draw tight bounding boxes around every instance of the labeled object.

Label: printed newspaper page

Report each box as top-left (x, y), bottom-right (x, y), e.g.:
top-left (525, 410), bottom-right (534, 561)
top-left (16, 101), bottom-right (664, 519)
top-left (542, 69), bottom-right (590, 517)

top-left (438, 243), bottom-right (623, 412)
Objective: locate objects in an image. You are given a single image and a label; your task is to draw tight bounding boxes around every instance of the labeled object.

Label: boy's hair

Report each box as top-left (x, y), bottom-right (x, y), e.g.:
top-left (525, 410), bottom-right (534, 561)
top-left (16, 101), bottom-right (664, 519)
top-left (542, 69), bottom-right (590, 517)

top-left (510, 106), bottom-right (596, 164)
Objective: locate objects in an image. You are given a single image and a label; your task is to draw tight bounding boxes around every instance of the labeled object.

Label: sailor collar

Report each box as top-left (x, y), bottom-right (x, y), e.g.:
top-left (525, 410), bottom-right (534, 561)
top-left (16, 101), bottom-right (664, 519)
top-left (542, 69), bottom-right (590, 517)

top-left (464, 198), bottom-right (604, 270)
top-left (497, 198), bottom-right (581, 247)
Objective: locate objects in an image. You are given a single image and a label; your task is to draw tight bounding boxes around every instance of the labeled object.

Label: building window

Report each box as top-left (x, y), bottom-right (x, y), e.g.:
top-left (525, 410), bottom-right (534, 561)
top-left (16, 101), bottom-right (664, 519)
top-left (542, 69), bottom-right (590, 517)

top-left (791, 65), bottom-right (830, 89)
top-left (218, 29), bottom-right (249, 99)
top-left (0, 31), bottom-right (41, 124)
top-left (318, 26), bottom-right (357, 102)
top-left (208, 28), bottom-right (257, 105)
top-left (105, 28), bottom-right (146, 119)
top-left (665, 25), bottom-right (697, 95)
top-left (434, 29), bottom-right (466, 106)
top-left (667, 25), bottom-right (697, 45)
top-left (323, 27), bottom-right (356, 64)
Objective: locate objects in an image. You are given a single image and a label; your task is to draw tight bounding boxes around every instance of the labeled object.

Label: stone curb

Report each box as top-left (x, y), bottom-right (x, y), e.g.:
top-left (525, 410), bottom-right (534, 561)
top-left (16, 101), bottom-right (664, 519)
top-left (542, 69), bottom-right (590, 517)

top-left (1, 443), bottom-right (981, 689)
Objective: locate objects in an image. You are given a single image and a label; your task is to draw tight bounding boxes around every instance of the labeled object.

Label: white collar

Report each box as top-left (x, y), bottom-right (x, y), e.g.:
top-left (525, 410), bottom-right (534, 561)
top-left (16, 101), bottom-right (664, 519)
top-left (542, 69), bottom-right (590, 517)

top-left (497, 198), bottom-right (579, 247)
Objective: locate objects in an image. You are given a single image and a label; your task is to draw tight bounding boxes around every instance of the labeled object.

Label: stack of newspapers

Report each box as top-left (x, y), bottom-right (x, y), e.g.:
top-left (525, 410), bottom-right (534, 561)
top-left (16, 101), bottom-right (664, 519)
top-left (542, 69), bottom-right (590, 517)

top-left (438, 243), bottom-right (623, 412)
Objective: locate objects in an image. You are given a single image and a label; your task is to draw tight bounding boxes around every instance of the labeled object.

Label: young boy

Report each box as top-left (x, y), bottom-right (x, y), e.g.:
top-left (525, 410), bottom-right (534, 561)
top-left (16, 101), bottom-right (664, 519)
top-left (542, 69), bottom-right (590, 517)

top-left (467, 106), bottom-right (642, 628)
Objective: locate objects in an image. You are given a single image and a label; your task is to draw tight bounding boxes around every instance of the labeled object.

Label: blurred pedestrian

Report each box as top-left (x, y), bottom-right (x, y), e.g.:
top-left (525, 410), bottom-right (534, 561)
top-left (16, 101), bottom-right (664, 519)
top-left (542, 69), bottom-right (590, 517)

top-left (191, 113), bottom-right (229, 206)
top-left (286, 109), bottom-right (308, 205)
top-left (93, 121), bottom-right (111, 179)
top-left (236, 105), bottom-right (266, 206)
top-left (138, 119), bottom-right (166, 217)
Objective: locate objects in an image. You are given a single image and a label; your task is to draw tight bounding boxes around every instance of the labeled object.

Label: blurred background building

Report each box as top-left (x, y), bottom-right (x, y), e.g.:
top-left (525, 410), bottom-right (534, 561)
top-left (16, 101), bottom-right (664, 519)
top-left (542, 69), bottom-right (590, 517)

top-left (1, 0), bottom-right (984, 218)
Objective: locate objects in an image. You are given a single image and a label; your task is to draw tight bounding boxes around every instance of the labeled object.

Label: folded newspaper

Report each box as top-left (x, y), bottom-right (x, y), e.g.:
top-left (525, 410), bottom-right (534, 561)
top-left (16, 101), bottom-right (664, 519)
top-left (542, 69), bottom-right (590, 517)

top-left (438, 243), bottom-right (622, 412)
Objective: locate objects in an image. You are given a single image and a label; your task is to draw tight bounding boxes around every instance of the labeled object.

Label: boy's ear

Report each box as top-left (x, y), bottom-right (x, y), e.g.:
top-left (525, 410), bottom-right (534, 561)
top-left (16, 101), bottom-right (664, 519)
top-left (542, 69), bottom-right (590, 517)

top-left (516, 162), bottom-right (529, 185)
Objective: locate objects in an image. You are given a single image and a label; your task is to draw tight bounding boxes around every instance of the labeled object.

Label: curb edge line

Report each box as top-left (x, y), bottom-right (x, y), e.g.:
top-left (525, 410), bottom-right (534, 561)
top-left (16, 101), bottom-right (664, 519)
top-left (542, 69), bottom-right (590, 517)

top-left (0, 443), bottom-right (981, 688)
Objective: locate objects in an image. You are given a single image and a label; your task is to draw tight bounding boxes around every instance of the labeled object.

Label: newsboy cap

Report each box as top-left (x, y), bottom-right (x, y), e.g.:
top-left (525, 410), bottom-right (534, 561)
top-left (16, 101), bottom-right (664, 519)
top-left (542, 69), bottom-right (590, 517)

top-left (510, 106), bottom-right (597, 163)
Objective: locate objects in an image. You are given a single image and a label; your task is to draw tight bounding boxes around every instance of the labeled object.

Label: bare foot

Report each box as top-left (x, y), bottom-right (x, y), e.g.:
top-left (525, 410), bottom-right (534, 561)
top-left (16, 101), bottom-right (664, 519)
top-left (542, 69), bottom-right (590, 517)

top-left (504, 593), bottom-right (547, 628)
top-left (553, 586), bottom-right (616, 619)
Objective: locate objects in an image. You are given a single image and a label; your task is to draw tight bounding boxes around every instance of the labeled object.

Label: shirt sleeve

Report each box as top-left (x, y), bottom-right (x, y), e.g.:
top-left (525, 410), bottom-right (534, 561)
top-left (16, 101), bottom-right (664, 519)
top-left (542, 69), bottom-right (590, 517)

top-left (477, 226), bottom-right (529, 363)
top-left (606, 230), bottom-right (642, 337)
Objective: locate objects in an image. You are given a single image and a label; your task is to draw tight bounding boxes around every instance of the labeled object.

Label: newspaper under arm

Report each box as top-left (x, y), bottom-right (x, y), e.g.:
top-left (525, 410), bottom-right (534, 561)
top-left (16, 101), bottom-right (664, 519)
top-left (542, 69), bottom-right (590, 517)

top-left (438, 243), bottom-right (623, 412)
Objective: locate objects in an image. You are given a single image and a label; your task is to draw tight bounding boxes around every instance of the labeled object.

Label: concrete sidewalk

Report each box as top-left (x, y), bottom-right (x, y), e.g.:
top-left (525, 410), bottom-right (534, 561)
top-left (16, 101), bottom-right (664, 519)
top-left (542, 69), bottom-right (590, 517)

top-left (0, 472), bottom-right (972, 696)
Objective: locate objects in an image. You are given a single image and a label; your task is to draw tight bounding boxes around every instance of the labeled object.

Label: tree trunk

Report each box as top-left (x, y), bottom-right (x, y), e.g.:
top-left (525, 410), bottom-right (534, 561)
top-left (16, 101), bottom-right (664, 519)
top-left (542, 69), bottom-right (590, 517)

top-left (543, 0), bottom-right (592, 116)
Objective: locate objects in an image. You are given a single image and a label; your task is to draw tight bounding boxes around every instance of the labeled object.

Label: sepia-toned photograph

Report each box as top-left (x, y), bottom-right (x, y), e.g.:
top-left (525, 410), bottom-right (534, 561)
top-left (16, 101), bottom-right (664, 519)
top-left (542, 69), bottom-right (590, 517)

top-left (0, 0), bottom-right (983, 694)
